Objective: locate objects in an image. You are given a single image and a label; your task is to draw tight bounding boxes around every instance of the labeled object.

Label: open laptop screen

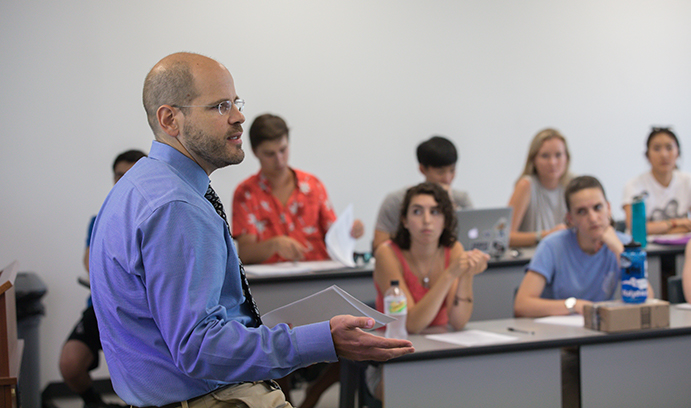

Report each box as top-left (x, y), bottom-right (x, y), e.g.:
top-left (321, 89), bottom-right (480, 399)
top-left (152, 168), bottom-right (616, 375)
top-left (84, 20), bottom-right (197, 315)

top-left (455, 207), bottom-right (513, 258)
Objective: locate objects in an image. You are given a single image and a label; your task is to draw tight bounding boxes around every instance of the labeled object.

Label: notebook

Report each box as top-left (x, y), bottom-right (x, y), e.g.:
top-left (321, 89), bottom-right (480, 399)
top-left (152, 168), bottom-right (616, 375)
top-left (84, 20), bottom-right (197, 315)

top-left (455, 207), bottom-right (513, 257)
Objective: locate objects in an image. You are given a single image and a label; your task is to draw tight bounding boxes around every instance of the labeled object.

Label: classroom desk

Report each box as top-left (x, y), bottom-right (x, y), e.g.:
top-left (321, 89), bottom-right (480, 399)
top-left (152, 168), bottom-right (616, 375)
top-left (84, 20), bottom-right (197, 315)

top-left (247, 243), bottom-right (686, 319)
top-left (470, 248), bottom-right (533, 320)
top-left (379, 307), bottom-right (691, 408)
top-left (246, 249), bottom-right (537, 318)
top-left (579, 307), bottom-right (691, 407)
top-left (246, 251), bottom-right (533, 319)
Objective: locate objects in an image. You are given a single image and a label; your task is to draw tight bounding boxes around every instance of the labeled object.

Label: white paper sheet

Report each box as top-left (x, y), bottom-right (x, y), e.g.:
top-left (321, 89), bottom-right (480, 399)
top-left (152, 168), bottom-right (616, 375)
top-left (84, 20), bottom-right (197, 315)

top-left (533, 315), bottom-right (585, 327)
top-left (243, 260), bottom-right (347, 276)
top-left (325, 204), bottom-right (356, 267)
top-left (261, 285), bottom-right (395, 329)
top-left (426, 330), bottom-right (519, 347)
top-left (675, 303), bottom-right (691, 310)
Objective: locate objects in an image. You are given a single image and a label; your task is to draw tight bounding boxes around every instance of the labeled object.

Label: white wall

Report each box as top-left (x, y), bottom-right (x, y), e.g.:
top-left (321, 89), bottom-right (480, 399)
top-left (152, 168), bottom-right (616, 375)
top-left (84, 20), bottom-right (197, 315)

top-left (1, 0), bottom-right (690, 388)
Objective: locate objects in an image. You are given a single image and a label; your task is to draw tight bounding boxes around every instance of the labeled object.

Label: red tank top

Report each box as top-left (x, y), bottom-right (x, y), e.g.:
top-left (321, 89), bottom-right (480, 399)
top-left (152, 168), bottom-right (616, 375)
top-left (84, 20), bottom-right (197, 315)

top-left (375, 241), bottom-right (451, 328)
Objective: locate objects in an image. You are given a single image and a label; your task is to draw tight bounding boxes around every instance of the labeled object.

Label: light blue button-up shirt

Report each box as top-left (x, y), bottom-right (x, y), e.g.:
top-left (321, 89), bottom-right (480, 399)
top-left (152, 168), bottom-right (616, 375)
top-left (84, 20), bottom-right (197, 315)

top-left (90, 141), bottom-right (337, 406)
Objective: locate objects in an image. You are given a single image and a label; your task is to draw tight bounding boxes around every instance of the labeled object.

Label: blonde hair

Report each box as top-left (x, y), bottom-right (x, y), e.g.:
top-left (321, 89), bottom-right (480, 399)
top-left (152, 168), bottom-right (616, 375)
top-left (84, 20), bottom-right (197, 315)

top-left (517, 128), bottom-right (573, 187)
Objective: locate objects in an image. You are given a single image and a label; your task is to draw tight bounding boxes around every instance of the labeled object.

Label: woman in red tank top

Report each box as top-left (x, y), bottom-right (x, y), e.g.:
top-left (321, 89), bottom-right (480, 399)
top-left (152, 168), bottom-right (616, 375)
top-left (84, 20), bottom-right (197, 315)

top-left (374, 182), bottom-right (490, 334)
top-left (368, 182), bottom-right (491, 401)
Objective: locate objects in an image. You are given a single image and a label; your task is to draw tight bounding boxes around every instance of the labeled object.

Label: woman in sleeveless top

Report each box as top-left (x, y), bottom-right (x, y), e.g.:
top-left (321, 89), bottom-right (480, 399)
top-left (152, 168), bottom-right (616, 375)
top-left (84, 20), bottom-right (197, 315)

top-left (373, 182), bottom-right (489, 334)
top-left (508, 128), bottom-right (574, 247)
top-left (368, 182), bottom-right (489, 401)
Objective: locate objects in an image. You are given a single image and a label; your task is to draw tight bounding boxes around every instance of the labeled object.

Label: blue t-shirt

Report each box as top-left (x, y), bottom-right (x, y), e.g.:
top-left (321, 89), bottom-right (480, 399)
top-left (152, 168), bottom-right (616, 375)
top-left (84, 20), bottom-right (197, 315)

top-left (526, 228), bottom-right (631, 301)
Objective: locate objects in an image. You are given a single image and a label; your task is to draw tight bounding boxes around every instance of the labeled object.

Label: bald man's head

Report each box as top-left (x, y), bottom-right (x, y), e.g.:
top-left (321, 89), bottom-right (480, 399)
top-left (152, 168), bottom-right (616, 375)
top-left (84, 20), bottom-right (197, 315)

top-left (142, 52), bottom-right (224, 135)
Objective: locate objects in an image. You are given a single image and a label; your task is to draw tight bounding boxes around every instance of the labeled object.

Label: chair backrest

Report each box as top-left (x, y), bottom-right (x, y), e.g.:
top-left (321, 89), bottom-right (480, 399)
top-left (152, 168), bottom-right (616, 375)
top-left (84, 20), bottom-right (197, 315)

top-left (667, 275), bottom-right (686, 304)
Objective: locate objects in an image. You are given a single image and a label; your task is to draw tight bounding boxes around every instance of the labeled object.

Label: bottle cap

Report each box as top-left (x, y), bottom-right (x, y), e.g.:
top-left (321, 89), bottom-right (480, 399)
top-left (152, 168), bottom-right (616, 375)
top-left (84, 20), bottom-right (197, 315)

top-left (390, 279), bottom-right (399, 286)
top-left (625, 241), bottom-right (642, 249)
top-left (632, 192), bottom-right (649, 202)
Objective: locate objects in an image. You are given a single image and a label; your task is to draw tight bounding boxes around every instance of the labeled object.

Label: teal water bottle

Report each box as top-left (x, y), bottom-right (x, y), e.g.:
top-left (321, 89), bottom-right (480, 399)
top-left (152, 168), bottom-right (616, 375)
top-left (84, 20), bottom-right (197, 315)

top-left (631, 193), bottom-right (647, 248)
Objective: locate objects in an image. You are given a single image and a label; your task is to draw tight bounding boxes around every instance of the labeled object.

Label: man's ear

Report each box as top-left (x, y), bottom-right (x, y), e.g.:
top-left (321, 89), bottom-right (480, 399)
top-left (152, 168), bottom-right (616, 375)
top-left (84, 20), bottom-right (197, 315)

top-left (418, 164), bottom-right (428, 177)
top-left (157, 105), bottom-right (180, 137)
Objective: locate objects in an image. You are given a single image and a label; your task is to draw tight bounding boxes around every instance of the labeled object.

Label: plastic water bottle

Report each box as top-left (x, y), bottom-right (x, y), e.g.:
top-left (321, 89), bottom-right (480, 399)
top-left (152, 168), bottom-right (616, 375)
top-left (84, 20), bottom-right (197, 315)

top-left (621, 242), bottom-right (648, 304)
top-left (384, 280), bottom-right (407, 339)
top-left (631, 193), bottom-right (647, 248)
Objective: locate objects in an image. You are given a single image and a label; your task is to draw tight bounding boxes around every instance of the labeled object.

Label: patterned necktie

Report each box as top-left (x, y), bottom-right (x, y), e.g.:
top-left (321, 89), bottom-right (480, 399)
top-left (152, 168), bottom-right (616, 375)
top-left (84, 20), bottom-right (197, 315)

top-left (205, 185), bottom-right (262, 327)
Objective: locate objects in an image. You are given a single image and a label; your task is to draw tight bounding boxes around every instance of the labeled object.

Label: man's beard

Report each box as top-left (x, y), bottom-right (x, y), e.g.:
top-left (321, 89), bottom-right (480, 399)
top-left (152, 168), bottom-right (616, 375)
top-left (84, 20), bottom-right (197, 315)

top-left (183, 120), bottom-right (245, 169)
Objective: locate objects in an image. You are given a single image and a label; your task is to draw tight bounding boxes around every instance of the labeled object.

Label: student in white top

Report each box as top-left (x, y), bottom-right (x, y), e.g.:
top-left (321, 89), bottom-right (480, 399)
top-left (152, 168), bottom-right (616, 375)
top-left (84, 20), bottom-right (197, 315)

top-left (622, 127), bottom-right (691, 235)
top-left (508, 128), bottom-right (574, 247)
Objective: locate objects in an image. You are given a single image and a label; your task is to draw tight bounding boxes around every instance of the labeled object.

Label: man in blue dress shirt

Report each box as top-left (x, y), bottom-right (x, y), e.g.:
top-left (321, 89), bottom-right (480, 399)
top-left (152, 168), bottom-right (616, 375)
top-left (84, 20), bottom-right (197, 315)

top-left (89, 52), bottom-right (414, 408)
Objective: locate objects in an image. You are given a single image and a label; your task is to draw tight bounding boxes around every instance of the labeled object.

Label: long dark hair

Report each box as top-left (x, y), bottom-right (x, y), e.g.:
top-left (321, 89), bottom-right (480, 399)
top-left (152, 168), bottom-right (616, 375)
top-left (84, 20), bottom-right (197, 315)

top-left (392, 182), bottom-right (457, 250)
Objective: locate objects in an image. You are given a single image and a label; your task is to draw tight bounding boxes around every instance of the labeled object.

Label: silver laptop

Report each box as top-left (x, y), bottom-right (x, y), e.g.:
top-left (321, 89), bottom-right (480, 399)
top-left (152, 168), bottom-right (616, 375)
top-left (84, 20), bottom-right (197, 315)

top-left (455, 207), bottom-right (513, 258)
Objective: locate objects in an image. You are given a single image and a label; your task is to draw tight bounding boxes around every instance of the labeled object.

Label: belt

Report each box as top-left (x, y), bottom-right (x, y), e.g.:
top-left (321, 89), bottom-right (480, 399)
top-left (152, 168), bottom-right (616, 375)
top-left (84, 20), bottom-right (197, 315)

top-left (133, 380), bottom-right (281, 408)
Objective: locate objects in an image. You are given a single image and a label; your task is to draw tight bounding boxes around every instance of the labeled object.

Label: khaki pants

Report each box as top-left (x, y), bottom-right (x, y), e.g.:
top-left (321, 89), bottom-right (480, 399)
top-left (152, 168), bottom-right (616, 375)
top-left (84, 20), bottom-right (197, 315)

top-left (135, 381), bottom-right (293, 408)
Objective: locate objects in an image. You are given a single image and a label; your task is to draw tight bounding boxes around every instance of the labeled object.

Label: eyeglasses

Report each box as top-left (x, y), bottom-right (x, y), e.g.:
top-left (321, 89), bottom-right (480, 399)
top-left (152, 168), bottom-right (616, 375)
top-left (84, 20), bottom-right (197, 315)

top-left (173, 99), bottom-right (245, 115)
top-left (651, 126), bottom-right (672, 133)
top-left (353, 252), bottom-right (373, 264)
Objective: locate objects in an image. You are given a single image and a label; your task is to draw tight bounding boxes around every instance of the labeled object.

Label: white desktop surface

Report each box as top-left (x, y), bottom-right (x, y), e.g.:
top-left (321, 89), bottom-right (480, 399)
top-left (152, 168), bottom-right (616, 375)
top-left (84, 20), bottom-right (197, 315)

top-left (380, 309), bottom-right (691, 408)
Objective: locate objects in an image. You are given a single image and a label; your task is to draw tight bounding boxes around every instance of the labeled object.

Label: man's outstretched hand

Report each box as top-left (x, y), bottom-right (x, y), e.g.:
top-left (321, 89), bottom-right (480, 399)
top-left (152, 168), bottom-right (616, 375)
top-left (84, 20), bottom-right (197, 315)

top-left (330, 315), bottom-right (414, 361)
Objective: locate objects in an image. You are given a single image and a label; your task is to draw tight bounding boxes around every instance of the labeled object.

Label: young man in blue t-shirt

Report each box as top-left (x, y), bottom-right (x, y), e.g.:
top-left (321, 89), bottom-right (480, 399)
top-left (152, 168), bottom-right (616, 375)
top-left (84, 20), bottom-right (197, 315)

top-left (514, 175), bottom-right (653, 317)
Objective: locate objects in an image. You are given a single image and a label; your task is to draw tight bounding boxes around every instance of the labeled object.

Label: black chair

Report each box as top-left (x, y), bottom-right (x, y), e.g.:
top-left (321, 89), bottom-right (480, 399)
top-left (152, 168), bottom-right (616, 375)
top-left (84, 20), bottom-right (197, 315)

top-left (614, 219), bottom-right (627, 233)
top-left (667, 276), bottom-right (686, 304)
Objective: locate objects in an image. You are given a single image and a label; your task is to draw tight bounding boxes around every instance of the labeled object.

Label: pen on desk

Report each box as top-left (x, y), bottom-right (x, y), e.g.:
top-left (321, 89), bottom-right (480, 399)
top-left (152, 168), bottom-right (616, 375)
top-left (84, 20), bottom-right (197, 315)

top-left (507, 327), bottom-right (535, 335)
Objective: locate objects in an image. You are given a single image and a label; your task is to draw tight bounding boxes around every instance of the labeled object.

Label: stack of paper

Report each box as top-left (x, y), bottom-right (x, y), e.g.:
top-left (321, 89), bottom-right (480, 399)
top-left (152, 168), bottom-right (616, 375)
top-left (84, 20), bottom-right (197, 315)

top-left (243, 260), bottom-right (348, 276)
top-left (261, 285), bottom-right (394, 329)
top-left (533, 315), bottom-right (585, 327)
top-left (426, 330), bottom-right (518, 347)
top-left (325, 204), bottom-right (357, 267)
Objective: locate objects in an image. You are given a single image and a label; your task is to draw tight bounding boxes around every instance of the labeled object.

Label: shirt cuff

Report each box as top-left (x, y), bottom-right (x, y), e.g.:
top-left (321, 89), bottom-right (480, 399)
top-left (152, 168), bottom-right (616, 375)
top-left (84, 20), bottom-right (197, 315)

top-left (293, 321), bottom-right (338, 364)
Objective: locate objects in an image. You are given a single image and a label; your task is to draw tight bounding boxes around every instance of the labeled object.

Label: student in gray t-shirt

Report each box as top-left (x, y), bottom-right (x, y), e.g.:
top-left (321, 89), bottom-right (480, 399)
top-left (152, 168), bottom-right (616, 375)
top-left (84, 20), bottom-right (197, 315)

top-left (373, 136), bottom-right (472, 251)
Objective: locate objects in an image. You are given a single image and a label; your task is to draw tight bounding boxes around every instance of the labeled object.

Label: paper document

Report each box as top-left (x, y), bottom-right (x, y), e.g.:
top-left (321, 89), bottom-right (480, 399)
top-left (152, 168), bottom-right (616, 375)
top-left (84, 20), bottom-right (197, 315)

top-left (261, 285), bottom-right (394, 329)
top-left (675, 303), bottom-right (691, 310)
top-left (426, 330), bottom-right (518, 347)
top-left (243, 260), bottom-right (348, 277)
top-left (534, 315), bottom-right (585, 327)
top-left (325, 204), bottom-right (356, 267)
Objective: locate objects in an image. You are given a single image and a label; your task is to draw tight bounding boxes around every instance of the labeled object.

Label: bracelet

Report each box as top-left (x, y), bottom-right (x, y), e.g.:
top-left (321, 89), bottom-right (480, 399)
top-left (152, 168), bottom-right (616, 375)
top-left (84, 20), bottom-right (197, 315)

top-left (453, 296), bottom-right (473, 306)
top-left (535, 229), bottom-right (542, 244)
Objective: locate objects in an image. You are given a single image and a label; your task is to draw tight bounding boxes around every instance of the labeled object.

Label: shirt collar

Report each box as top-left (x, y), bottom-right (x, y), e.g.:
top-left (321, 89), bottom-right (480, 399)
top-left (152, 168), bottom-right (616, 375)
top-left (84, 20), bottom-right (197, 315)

top-left (149, 141), bottom-right (210, 196)
top-left (256, 167), bottom-right (300, 193)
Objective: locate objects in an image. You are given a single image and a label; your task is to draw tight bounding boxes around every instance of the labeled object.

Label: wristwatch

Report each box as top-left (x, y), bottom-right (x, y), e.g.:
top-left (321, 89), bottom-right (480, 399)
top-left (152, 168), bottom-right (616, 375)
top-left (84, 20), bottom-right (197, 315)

top-left (565, 297), bottom-right (577, 314)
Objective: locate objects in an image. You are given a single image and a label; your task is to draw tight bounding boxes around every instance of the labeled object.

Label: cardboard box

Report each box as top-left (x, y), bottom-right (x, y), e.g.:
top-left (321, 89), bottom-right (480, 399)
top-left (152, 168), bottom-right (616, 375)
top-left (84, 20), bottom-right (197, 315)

top-left (583, 299), bottom-right (669, 333)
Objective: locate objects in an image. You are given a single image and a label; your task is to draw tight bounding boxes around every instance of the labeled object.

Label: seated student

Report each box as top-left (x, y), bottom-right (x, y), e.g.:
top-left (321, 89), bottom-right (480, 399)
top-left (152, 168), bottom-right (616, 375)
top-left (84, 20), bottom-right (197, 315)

top-left (508, 128), bottom-right (573, 248)
top-left (514, 176), bottom-right (654, 318)
top-left (372, 136), bottom-right (473, 251)
top-left (232, 113), bottom-right (363, 407)
top-left (622, 127), bottom-right (691, 234)
top-left (60, 149), bottom-right (146, 408)
top-left (683, 239), bottom-right (691, 303)
top-left (369, 182), bottom-right (489, 399)
top-left (232, 113), bottom-right (364, 264)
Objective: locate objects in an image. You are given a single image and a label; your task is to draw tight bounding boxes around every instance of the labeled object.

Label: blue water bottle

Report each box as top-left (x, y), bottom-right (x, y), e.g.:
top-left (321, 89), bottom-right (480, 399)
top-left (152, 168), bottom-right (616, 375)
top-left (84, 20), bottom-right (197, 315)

top-left (620, 242), bottom-right (647, 304)
top-left (631, 193), bottom-right (647, 248)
